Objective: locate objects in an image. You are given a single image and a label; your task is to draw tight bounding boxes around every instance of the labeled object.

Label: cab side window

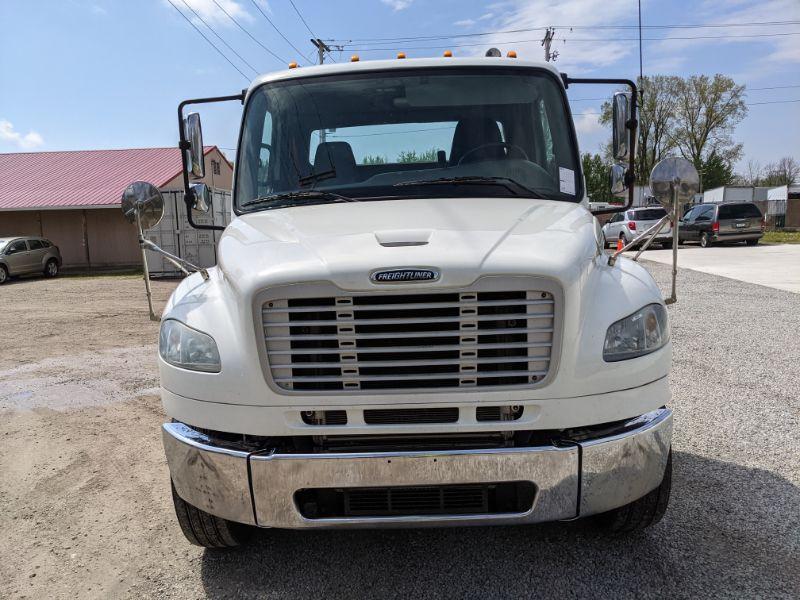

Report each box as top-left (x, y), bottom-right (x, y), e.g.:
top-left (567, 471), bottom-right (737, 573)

top-left (6, 240), bottom-right (27, 254)
top-left (28, 239), bottom-right (44, 250)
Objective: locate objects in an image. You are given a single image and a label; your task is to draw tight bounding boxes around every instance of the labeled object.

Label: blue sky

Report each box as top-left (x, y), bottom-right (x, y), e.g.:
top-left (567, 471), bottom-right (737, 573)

top-left (1, 0), bottom-right (798, 174)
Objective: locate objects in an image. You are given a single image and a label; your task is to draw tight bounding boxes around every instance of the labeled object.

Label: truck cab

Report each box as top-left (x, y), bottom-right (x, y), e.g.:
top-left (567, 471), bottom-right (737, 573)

top-left (155, 57), bottom-right (673, 547)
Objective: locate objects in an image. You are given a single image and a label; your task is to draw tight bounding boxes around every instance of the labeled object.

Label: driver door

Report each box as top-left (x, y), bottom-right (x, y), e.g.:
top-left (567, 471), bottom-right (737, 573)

top-left (3, 239), bottom-right (32, 274)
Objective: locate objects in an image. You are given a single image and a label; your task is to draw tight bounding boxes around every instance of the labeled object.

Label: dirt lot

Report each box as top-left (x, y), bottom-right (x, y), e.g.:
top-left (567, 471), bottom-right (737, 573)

top-left (1, 268), bottom-right (799, 599)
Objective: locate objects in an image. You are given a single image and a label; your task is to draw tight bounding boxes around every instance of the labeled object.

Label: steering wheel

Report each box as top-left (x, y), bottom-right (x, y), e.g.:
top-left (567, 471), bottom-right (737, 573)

top-left (457, 142), bottom-right (529, 166)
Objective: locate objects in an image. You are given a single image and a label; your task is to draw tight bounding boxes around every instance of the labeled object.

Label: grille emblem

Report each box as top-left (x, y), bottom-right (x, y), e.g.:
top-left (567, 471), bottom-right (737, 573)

top-left (371, 268), bottom-right (440, 283)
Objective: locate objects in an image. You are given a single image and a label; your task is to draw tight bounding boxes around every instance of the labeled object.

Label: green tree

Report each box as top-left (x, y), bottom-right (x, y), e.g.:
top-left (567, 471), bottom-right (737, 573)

top-left (398, 148), bottom-right (439, 163)
top-left (673, 74), bottom-right (747, 185)
top-left (581, 153), bottom-right (615, 203)
top-left (362, 154), bottom-right (387, 165)
top-left (699, 151), bottom-right (735, 190)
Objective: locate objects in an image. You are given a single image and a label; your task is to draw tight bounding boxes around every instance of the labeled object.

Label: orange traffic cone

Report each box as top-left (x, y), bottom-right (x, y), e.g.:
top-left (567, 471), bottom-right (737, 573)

top-left (616, 238), bottom-right (624, 252)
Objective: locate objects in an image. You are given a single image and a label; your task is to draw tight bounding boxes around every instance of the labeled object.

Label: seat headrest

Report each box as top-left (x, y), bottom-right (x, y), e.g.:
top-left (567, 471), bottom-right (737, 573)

top-left (313, 141), bottom-right (356, 174)
top-left (449, 118), bottom-right (503, 165)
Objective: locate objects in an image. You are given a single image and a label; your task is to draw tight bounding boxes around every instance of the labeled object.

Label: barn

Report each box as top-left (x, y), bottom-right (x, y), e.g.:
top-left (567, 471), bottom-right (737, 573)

top-left (0, 146), bottom-right (232, 270)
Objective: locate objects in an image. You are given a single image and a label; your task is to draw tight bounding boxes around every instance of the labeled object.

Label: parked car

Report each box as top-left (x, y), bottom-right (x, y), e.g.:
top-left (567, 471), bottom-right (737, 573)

top-left (0, 236), bottom-right (62, 284)
top-left (679, 202), bottom-right (764, 247)
top-left (602, 206), bottom-right (673, 249)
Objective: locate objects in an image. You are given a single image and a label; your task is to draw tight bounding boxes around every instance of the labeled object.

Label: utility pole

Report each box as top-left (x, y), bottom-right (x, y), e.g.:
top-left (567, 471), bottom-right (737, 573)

top-left (311, 39), bottom-right (332, 142)
top-left (310, 38), bottom-right (331, 65)
top-left (541, 27), bottom-right (558, 62)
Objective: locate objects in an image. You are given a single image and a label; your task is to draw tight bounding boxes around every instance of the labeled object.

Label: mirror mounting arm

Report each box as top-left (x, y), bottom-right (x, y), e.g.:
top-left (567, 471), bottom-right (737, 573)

top-left (562, 75), bottom-right (638, 216)
top-left (177, 92), bottom-right (245, 231)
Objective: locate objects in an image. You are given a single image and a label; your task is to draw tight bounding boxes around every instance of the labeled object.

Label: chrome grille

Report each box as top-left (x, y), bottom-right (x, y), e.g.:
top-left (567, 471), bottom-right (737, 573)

top-left (262, 286), bottom-right (555, 393)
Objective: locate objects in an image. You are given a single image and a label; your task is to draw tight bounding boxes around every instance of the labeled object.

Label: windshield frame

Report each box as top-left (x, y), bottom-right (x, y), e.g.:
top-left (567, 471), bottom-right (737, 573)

top-left (233, 65), bottom-right (584, 215)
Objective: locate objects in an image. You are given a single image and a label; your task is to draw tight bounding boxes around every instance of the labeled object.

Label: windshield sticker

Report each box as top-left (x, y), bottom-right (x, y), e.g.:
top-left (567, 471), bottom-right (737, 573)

top-left (559, 167), bottom-right (576, 195)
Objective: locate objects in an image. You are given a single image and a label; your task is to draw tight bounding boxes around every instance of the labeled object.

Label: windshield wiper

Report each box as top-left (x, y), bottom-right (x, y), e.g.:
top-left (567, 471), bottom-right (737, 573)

top-left (240, 190), bottom-right (355, 210)
top-left (394, 176), bottom-right (546, 197)
top-left (298, 169), bottom-right (336, 186)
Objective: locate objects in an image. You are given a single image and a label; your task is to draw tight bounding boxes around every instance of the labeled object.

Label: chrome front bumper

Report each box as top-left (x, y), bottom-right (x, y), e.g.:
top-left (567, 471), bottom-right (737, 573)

top-left (163, 408), bottom-right (672, 529)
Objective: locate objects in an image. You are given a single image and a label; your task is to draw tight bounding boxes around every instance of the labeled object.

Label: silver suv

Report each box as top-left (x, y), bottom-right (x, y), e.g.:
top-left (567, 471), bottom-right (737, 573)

top-left (0, 237), bottom-right (62, 284)
top-left (601, 206), bottom-right (673, 249)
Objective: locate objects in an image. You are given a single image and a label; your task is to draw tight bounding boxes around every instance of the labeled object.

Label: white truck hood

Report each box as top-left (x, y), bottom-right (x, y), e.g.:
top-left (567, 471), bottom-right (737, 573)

top-left (217, 196), bottom-right (599, 293)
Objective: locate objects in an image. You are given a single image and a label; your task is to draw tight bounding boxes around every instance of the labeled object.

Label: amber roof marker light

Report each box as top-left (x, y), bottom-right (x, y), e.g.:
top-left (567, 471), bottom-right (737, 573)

top-left (443, 50), bottom-right (453, 57)
top-left (288, 61), bottom-right (298, 69)
top-left (397, 52), bottom-right (406, 59)
top-left (507, 50), bottom-right (517, 58)
top-left (350, 55), bottom-right (360, 62)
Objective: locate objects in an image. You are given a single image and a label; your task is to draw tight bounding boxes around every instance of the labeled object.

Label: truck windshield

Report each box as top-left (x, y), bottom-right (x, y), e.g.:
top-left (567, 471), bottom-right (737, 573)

top-left (236, 67), bottom-right (581, 212)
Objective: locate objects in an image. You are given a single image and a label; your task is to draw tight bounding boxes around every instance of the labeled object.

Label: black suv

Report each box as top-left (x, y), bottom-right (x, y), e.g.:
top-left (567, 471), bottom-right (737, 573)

top-left (679, 202), bottom-right (764, 248)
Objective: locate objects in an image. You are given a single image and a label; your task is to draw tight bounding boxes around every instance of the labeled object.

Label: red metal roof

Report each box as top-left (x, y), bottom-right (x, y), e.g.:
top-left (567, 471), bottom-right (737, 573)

top-left (0, 146), bottom-right (227, 210)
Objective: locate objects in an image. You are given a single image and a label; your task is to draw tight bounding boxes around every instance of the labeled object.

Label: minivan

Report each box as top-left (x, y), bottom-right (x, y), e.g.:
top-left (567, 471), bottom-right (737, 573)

top-left (679, 202), bottom-right (764, 247)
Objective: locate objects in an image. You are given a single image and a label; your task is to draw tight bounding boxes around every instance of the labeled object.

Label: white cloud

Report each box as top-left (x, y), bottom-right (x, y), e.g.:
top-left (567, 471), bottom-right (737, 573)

top-left (643, 0), bottom-right (800, 75)
top-left (573, 111), bottom-right (604, 135)
top-left (0, 120), bottom-right (44, 150)
top-left (455, 19), bottom-right (476, 27)
top-left (478, 12), bottom-right (494, 21)
top-left (381, 0), bottom-right (413, 11)
top-left (477, 0), bottom-right (635, 73)
top-left (172, 0), bottom-right (252, 27)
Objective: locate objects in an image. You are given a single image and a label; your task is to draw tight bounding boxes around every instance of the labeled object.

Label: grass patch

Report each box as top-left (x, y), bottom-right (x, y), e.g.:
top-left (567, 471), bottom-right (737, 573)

top-left (762, 230), bottom-right (800, 244)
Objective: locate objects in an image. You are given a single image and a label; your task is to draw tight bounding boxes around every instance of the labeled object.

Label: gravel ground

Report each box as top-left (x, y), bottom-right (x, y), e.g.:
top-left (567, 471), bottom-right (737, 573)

top-left (1, 265), bottom-right (798, 599)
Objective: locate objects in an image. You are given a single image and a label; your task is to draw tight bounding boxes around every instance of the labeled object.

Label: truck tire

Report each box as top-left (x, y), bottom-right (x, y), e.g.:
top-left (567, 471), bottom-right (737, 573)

top-left (0, 265), bottom-right (7, 284)
top-left (591, 450), bottom-right (672, 535)
top-left (661, 239), bottom-right (672, 249)
top-left (171, 482), bottom-right (251, 548)
top-left (700, 232), bottom-right (712, 248)
top-left (746, 238), bottom-right (759, 246)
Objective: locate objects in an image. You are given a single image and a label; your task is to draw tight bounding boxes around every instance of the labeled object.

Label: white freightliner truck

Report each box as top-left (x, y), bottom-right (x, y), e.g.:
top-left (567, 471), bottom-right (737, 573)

top-left (129, 55), bottom-right (687, 547)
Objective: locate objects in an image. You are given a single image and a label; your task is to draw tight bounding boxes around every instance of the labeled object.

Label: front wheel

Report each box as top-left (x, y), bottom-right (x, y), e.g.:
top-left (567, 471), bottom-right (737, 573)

top-left (746, 238), bottom-right (759, 246)
top-left (700, 232), bottom-right (712, 248)
top-left (0, 265), bottom-right (8, 284)
top-left (661, 240), bottom-right (673, 249)
top-left (44, 259), bottom-right (59, 278)
top-left (591, 450), bottom-right (672, 535)
top-left (171, 482), bottom-right (252, 548)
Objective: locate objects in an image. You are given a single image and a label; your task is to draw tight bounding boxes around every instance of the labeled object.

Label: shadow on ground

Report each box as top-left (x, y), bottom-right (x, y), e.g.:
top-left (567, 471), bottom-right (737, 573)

top-left (198, 452), bottom-right (800, 599)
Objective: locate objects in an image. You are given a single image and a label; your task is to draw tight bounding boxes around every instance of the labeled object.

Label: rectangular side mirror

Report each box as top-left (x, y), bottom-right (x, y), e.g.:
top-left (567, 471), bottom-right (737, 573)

top-left (184, 112), bottom-right (206, 179)
top-left (609, 163), bottom-right (627, 195)
top-left (612, 92), bottom-right (631, 161)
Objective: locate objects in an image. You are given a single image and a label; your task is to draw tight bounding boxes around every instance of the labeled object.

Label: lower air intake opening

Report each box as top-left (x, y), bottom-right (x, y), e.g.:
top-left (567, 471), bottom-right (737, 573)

top-left (295, 481), bottom-right (536, 518)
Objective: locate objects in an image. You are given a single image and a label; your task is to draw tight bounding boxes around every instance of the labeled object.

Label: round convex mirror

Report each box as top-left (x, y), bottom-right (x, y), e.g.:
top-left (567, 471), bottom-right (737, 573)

top-left (649, 157), bottom-right (700, 211)
top-left (121, 181), bottom-right (165, 230)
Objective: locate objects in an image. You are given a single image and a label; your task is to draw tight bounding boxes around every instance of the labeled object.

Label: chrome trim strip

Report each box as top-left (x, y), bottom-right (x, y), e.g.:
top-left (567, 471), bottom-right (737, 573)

top-left (262, 298), bottom-right (554, 313)
top-left (265, 312), bottom-right (554, 327)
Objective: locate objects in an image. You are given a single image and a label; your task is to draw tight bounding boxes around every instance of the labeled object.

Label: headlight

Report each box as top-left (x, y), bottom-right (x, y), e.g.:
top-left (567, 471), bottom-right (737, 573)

top-left (603, 303), bottom-right (669, 362)
top-left (159, 319), bottom-right (221, 372)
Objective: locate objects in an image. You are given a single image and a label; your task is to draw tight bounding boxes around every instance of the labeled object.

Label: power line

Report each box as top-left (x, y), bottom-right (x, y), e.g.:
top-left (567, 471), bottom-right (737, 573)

top-left (329, 20), bottom-right (800, 44)
top-left (291, 1), bottom-right (337, 63)
top-left (211, 0), bottom-right (287, 65)
top-left (288, 0), bottom-right (315, 37)
top-left (569, 84), bottom-right (800, 102)
top-left (178, 0), bottom-right (258, 75)
top-left (247, 0), bottom-right (312, 63)
top-left (749, 84), bottom-right (800, 91)
top-left (748, 99), bottom-right (800, 105)
top-left (343, 31), bottom-right (800, 52)
top-left (165, 0), bottom-right (250, 81)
